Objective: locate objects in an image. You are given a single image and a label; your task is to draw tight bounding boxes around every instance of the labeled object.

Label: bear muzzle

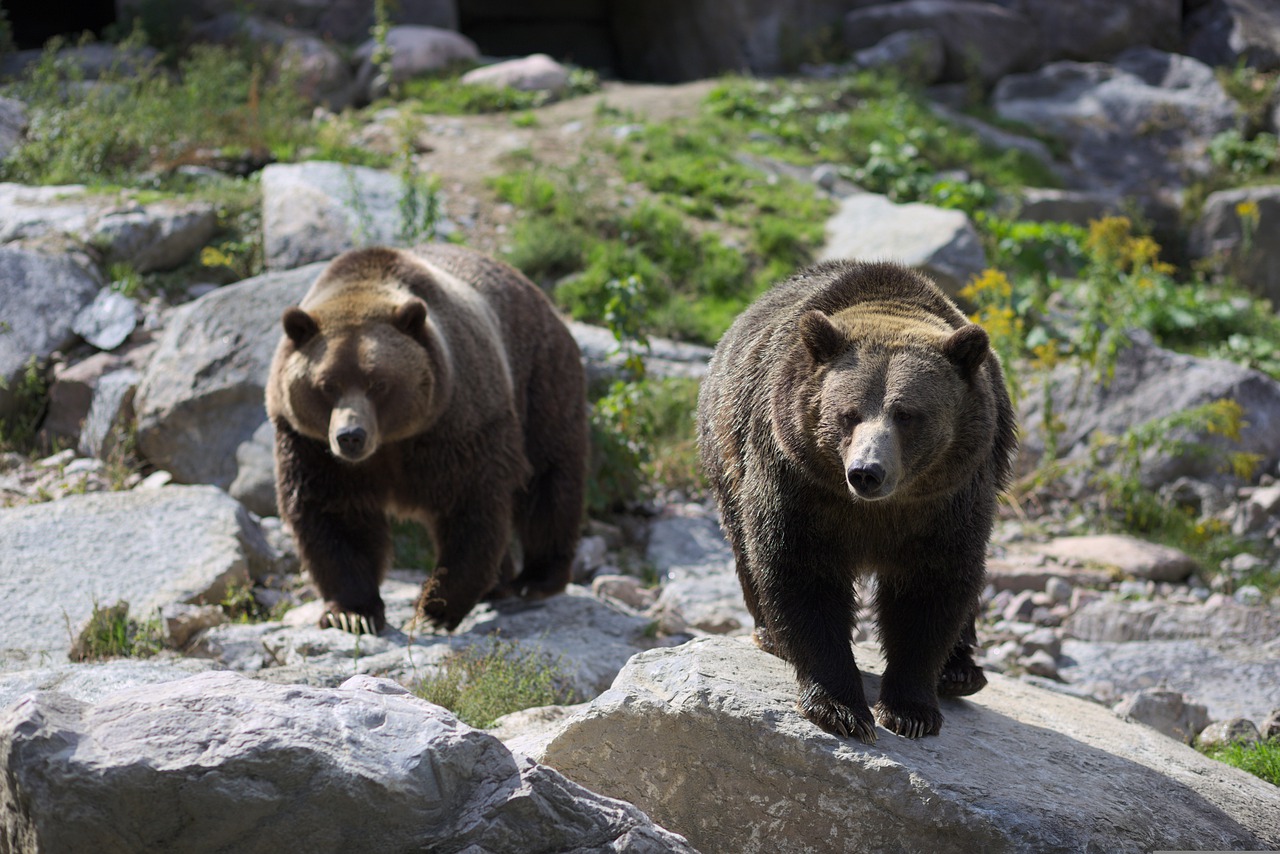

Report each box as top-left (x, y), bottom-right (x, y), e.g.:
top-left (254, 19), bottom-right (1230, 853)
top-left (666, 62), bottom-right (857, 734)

top-left (329, 396), bottom-right (379, 463)
top-left (843, 426), bottom-right (901, 501)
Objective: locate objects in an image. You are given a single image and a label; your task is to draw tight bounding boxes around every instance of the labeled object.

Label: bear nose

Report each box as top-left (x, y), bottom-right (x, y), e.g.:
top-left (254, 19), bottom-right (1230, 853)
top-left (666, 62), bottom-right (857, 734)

top-left (846, 462), bottom-right (885, 494)
top-left (335, 426), bottom-right (367, 457)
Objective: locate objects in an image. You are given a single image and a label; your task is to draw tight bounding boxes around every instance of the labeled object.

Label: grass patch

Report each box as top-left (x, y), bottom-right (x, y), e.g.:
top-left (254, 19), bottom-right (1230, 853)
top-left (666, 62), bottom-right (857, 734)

top-left (219, 579), bottom-right (291, 623)
top-left (69, 600), bottom-right (164, 661)
top-left (1201, 739), bottom-right (1280, 786)
top-left (399, 66), bottom-right (600, 115)
top-left (413, 635), bottom-right (579, 728)
top-left (0, 356), bottom-right (50, 452)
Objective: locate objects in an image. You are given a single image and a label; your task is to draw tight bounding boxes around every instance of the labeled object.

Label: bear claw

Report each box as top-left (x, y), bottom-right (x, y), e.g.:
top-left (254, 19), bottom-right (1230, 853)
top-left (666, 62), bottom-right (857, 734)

top-left (873, 701), bottom-right (942, 739)
top-left (798, 691), bottom-right (878, 744)
top-left (321, 610), bottom-right (379, 636)
top-left (938, 663), bottom-right (987, 697)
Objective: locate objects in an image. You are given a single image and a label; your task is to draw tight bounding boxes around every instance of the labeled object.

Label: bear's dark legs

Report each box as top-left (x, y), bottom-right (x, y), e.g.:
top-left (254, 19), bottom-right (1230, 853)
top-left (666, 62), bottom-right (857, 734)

top-left (417, 495), bottom-right (514, 630)
top-left (755, 524), bottom-right (877, 743)
top-left (938, 613), bottom-right (987, 697)
top-left (511, 464), bottom-right (583, 600)
top-left (292, 507), bottom-right (390, 635)
top-left (873, 576), bottom-right (977, 737)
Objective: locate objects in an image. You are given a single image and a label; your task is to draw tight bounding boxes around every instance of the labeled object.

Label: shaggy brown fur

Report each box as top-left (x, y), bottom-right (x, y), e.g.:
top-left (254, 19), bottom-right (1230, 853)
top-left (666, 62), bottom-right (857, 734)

top-left (267, 245), bottom-right (587, 634)
top-left (697, 260), bottom-right (1016, 743)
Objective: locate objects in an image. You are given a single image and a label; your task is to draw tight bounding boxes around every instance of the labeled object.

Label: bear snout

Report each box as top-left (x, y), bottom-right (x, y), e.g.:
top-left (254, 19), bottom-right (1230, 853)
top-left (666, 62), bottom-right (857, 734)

top-left (329, 396), bottom-right (379, 462)
top-left (335, 425), bottom-right (368, 458)
top-left (846, 461), bottom-right (886, 496)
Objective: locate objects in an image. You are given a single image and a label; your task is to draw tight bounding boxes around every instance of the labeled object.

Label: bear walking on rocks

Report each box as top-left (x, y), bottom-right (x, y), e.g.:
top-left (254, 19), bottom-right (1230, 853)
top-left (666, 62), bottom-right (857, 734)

top-left (267, 245), bottom-right (587, 634)
top-left (697, 260), bottom-right (1016, 743)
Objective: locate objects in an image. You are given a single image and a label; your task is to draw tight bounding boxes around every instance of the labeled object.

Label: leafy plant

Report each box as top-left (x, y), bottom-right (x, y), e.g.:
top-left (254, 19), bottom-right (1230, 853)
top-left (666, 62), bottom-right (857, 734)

top-left (220, 579), bottom-right (291, 623)
top-left (0, 356), bottom-right (49, 452)
top-left (413, 635), bottom-right (579, 728)
top-left (1207, 129), bottom-right (1279, 179)
top-left (69, 600), bottom-right (164, 661)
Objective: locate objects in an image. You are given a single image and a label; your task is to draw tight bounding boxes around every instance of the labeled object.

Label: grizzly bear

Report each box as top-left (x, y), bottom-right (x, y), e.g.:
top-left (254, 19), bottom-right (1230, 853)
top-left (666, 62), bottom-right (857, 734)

top-left (697, 260), bottom-right (1016, 743)
top-left (266, 244), bottom-right (587, 634)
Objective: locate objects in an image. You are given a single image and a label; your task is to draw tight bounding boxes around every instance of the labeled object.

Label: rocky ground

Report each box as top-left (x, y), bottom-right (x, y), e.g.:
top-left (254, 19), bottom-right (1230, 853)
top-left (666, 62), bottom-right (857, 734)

top-left (4, 12), bottom-right (1280, 851)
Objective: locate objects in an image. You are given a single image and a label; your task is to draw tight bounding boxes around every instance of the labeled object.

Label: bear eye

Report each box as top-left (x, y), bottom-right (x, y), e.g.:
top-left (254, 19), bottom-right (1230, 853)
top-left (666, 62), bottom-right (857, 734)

top-left (893, 409), bottom-right (917, 424)
top-left (369, 379), bottom-right (388, 396)
top-left (319, 379), bottom-right (340, 399)
top-left (840, 409), bottom-right (860, 427)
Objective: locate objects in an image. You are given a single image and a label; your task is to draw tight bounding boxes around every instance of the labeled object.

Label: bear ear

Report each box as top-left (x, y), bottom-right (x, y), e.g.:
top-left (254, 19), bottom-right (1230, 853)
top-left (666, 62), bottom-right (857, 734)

top-left (799, 310), bottom-right (846, 364)
top-left (943, 324), bottom-right (990, 379)
top-left (282, 307), bottom-right (319, 346)
top-left (393, 298), bottom-right (429, 340)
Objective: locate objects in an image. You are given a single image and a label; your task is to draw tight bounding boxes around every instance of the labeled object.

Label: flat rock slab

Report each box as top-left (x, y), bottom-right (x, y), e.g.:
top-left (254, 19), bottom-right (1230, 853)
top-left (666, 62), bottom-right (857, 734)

top-left (0, 486), bottom-right (276, 668)
top-left (516, 637), bottom-right (1280, 854)
top-left (0, 671), bottom-right (695, 853)
top-left (1038, 534), bottom-right (1197, 582)
top-left (0, 659), bottom-right (216, 711)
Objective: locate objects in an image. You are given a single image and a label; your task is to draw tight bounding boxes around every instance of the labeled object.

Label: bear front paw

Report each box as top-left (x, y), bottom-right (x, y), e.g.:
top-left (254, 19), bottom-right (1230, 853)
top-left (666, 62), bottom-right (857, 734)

top-left (938, 661), bottom-right (987, 697)
top-left (798, 684), bottom-right (877, 744)
top-left (319, 603), bottom-right (385, 635)
top-left (873, 699), bottom-right (943, 739)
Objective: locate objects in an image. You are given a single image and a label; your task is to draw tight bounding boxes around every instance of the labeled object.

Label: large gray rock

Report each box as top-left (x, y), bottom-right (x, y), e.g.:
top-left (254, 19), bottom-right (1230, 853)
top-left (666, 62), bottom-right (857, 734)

top-left (1114, 688), bottom-right (1211, 744)
top-left (260, 162), bottom-right (413, 271)
top-left (1190, 183), bottom-right (1280, 309)
top-left (228, 418), bottom-right (278, 517)
top-left (1186, 0), bottom-right (1280, 71)
top-left (1018, 0), bottom-right (1181, 63)
top-left (516, 637), bottom-right (1280, 854)
top-left (461, 53), bottom-right (570, 94)
top-left (843, 0), bottom-right (1039, 85)
top-left (1037, 534), bottom-right (1197, 582)
top-left (0, 246), bottom-right (102, 418)
top-left (352, 25), bottom-right (479, 101)
top-left (0, 671), bottom-right (695, 853)
top-left (0, 485), bottom-right (278, 668)
top-left (0, 184), bottom-right (216, 273)
top-left (0, 659), bottom-right (216, 711)
top-left (819, 193), bottom-right (986, 299)
top-left (852, 29), bottom-right (946, 85)
top-left (1018, 333), bottom-right (1280, 489)
top-left (134, 264), bottom-right (321, 488)
top-left (993, 48), bottom-right (1237, 198)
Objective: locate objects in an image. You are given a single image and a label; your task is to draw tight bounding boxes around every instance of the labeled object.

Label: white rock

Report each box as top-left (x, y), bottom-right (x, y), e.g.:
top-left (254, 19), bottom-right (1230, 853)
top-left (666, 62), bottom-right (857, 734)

top-left (461, 54), bottom-right (570, 94)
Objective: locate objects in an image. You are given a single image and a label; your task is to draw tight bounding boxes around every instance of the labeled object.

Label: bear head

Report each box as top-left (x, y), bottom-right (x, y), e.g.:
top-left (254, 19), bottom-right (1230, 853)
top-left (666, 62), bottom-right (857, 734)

top-left (798, 307), bottom-right (994, 503)
top-left (271, 284), bottom-right (441, 465)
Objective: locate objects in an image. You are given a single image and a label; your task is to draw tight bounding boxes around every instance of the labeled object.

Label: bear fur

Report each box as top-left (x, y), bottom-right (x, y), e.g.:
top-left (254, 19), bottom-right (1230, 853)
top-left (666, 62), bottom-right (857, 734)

top-left (696, 260), bottom-right (1016, 743)
top-left (266, 244), bottom-right (587, 634)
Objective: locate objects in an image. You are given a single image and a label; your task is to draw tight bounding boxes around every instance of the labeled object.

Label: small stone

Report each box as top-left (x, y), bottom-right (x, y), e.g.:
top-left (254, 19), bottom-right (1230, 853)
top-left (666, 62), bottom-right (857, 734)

top-left (1031, 606), bottom-right (1061, 627)
top-left (1002, 590), bottom-right (1037, 622)
top-left (1020, 627), bottom-right (1062, 659)
top-left (1197, 718), bottom-right (1261, 750)
top-left (137, 470), bottom-right (173, 490)
top-left (812, 164), bottom-right (839, 191)
top-left (571, 535), bottom-right (609, 583)
top-left (1261, 709), bottom-right (1280, 741)
top-left (591, 574), bottom-right (656, 611)
top-left (1024, 649), bottom-right (1059, 679)
top-left (36, 449), bottom-right (76, 469)
top-left (162, 603), bottom-right (228, 648)
top-left (73, 288), bottom-right (138, 351)
top-left (1113, 689), bottom-right (1209, 744)
top-left (1234, 585), bottom-right (1264, 607)
top-left (1044, 576), bottom-right (1073, 605)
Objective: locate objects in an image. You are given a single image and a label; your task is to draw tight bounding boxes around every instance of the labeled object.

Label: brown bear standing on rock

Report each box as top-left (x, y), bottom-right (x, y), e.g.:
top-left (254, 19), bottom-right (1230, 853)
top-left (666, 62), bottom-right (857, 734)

top-left (697, 260), bottom-right (1016, 743)
top-left (267, 245), bottom-right (587, 635)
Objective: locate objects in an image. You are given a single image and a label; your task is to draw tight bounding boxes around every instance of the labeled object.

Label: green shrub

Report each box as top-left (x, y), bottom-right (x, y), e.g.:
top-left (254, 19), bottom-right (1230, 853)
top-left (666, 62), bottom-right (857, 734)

top-left (69, 600), bottom-right (164, 661)
top-left (413, 635), bottom-right (579, 728)
top-left (0, 356), bottom-right (49, 452)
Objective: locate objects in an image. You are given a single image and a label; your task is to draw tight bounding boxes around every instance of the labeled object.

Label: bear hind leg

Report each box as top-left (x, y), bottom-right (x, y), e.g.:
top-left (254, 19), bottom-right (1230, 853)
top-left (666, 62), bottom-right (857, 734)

top-left (511, 467), bottom-right (583, 600)
top-left (937, 614), bottom-right (987, 697)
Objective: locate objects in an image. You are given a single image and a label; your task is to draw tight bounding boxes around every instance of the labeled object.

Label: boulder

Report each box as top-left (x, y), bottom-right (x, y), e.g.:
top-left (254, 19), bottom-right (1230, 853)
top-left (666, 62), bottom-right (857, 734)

top-left (568, 321), bottom-right (712, 383)
top-left (461, 53), bottom-right (570, 94)
top-left (1001, 187), bottom-right (1125, 225)
top-left (1114, 688), bottom-right (1211, 744)
top-left (993, 48), bottom-right (1237, 198)
top-left (852, 29), bottom-right (946, 85)
top-left (1018, 0), bottom-right (1181, 63)
top-left (78, 368), bottom-right (141, 460)
top-left (1199, 717), bottom-right (1263, 749)
top-left (260, 162), bottom-right (419, 271)
top-left (1017, 333), bottom-right (1280, 489)
top-left (0, 659), bottom-right (217, 711)
top-left (0, 246), bottom-right (102, 419)
top-left (1065, 597), bottom-right (1280, 644)
top-left (843, 1), bottom-right (1039, 85)
top-left (516, 637), bottom-right (1280, 853)
top-left (818, 192), bottom-right (987, 300)
top-left (0, 672), bottom-right (695, 853)
top-left (39, 352), bottom-right (126, 447)
top-left (134, 264), bottom-right (321, 489)
top-left (0, 184), bottom-right (217, 273)
top-left (352, 25), bottom-right (479, 101)
top-left (1038, 534), bottom-right (1197, 582)
top-left (1190, 183), bottom-right (1280, 309)
top-left (1185, 0), bottom-right (1280, 71)
top-left (228, 419), bottom-right (278, 518)
top-left (0, 486), bottom-right (278, 668)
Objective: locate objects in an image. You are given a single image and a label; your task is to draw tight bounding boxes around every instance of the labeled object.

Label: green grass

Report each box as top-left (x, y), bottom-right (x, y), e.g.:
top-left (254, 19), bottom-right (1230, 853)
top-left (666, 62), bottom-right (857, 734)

top-left (69, 600), bottom-right (164, 661)
top-left (399, 66), bottom-right (600, 115)
top-left (413, 635), bottom-right (579, 728)
top-left (1202, 739), bottom-right (1280, 786)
